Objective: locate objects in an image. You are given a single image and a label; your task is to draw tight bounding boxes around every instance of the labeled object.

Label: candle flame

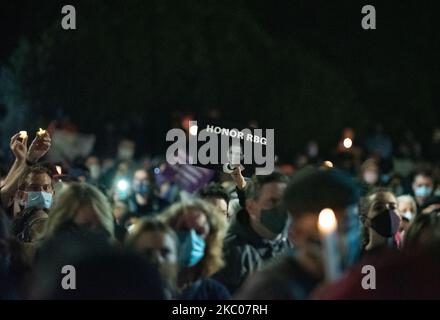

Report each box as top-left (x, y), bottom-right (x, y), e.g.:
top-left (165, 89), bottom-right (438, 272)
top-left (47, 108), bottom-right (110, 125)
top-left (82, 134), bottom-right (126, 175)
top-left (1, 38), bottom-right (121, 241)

top-left (19, 131), bottom-right (28, 139)
top-left (323, 160), bottom-right (333, 168)
top-left (37, 128), bottom-right (46, 136)
top-left (318, 208), bottom-right (337, 234)
top-left (55, 166), bottom-right (62, 175)
top-left (343, 138), bottom-right (352, 149)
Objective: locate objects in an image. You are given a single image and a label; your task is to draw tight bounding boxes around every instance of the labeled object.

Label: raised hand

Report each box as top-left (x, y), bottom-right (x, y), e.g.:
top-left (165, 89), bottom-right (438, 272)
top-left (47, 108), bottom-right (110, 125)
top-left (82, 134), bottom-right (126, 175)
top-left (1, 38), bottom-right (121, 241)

top-left (27, 130), bottom-right (52, 164)
top-left (231, 166), bottom-right (246, 190)
top-left (10, 132), bottom-right (28, 162)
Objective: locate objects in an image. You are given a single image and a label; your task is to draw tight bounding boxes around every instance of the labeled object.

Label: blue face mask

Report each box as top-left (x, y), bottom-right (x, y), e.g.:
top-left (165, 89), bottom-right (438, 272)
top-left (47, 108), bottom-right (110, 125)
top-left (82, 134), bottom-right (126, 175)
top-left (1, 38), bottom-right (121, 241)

top-left (25, 191), bottom-right (53, 210)
top-left (177, 229), bottom-right (206, 268)
top-left (415, 186), bottom-right (432, 198)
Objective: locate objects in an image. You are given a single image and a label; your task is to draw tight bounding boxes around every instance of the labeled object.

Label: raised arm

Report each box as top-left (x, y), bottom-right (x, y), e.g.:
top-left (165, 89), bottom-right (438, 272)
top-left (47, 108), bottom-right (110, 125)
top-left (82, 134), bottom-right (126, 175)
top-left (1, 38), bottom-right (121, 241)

top-left (0, 131), bottom-right (52, 211)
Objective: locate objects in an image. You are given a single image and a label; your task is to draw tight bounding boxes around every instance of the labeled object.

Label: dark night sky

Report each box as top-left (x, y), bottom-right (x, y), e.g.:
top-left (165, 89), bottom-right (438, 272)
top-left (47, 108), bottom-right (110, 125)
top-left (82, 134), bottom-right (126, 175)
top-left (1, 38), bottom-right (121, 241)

top-left (0, 0), bottom-right (439, 159)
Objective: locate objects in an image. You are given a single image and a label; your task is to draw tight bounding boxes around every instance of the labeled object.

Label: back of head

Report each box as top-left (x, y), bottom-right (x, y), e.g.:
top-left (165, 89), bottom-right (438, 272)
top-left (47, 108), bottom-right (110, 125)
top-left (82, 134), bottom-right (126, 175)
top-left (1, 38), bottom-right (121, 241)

top-left (37, 249), bottom-right (165, 300)
top-left (283, 167), bottom-right (360, 217)
top-left (198, 183), bottom-right (230, 204)
top-left (44, 182), bottom-right (114, 240)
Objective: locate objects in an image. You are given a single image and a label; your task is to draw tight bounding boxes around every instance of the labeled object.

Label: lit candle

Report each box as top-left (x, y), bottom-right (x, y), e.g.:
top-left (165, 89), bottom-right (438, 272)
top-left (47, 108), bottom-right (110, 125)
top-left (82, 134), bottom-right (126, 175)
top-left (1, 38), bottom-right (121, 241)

top-left (318, 208), bottom-right (341, 282)
top-left (323, 160), bottom-right (333, 168)
top-left (55, 165), bottom-right (62, 175)
top-left (343, 138), bottom-right (352, 149)
top-left (19, 131), bottom-right (28, 139)
top-left (37, 128), bottom-right (46, 136)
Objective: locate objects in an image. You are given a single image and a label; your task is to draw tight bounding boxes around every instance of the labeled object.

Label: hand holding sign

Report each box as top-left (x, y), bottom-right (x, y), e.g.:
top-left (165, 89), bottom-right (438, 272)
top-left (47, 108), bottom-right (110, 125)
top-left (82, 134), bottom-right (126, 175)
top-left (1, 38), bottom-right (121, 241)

top-left (231, 166), bottom-right (246, 190)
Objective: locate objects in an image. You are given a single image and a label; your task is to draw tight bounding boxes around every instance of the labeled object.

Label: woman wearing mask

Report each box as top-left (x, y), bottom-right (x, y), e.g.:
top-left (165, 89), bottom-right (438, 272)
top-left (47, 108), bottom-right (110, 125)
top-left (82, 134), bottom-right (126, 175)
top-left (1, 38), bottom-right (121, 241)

top-left (396, 195), bottom-right (417, 239)
top-left (161, 199), bottom-right (230, 300)
top-left (359, 189), bottom-right (401, 256)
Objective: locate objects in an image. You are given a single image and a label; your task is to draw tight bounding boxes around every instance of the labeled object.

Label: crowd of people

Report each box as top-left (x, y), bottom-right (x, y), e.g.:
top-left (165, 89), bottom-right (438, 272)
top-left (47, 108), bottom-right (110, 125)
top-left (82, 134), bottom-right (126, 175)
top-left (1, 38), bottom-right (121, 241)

top-left (1, 125), bottom-right (440, 300)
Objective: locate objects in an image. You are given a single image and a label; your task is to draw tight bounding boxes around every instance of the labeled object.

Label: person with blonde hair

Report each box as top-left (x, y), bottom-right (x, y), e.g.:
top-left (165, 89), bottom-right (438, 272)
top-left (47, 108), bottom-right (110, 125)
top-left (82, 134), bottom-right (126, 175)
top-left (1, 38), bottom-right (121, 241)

top-left (160, 199), bottom-right (230, 300)
top-left (396, 195), bottom-right (417, 238)
top-left (44, 182), bottom-right (114, 241)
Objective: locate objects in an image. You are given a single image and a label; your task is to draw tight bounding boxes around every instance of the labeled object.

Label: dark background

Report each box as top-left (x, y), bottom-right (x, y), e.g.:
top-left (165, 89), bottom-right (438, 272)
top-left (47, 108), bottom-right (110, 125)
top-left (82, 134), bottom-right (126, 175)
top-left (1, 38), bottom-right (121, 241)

top-left (0, 0), bottom-right (438, 161)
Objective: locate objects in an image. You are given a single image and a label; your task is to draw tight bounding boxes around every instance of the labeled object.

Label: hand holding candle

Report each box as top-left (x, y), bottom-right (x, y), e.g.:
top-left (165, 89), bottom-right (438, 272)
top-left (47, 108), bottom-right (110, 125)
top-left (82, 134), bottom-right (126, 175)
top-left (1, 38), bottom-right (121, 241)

top-left (318, 208), bottom-right (341, 282)
top-left (37, 128), bottom-right (46, 136)
top-left (27, 128), bottom-right (51, 164)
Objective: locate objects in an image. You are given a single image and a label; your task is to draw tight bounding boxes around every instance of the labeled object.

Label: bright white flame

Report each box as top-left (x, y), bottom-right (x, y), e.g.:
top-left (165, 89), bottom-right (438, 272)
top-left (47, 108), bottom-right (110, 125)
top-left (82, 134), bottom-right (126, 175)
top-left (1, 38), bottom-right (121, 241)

top-left (318, 208), bottom-right (337, 235)
top-left (19, 131), bottom-right (28, 139)
top-left (324, 160), bottom-right (333, 168)
top-left (343, 138), bottom-right (352, 149)
top-left (55, 165), bottom-right (62, 175)
top-left (117, 179), bottom-right (130, 191)
top-left (37, 128), bottom-right (46, 136)
top-left (189, 125), bottom-right (198, 136)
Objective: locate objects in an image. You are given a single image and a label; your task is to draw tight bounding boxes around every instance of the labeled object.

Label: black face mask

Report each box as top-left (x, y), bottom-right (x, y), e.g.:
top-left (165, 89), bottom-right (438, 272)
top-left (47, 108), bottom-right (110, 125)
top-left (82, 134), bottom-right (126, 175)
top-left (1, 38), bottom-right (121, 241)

top-left (369, 210), bottom-right (400, 238)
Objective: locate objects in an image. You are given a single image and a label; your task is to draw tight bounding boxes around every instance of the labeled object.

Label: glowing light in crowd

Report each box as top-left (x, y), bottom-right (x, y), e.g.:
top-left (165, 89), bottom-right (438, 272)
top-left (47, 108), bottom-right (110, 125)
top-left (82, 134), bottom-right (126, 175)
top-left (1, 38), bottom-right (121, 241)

top-left (318, 208), bottom-right (337, 235)
top-left (343, 138), bottom-right (352, 149)
top-left (55, 166), bottom-right (62, 175)
top-left (117, 179), bottom-right (130, 192)
top-left (154, 167), bottom-right (160, 175)
top-left (37, 128), bottom-right (46, 136)
top-left (19, 131), bottom-right (28, 139)
top-left (318, 208), bottom-right (341, 282)
top-left (189, 124), bottom-right (198, 136)
top-left (323, 161), bottom-right (333, 168)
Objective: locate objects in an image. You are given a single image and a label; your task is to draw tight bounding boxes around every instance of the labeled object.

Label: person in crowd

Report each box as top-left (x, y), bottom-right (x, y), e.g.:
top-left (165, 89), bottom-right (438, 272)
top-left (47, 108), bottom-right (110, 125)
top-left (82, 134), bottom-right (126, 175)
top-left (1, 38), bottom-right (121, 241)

top-left (161, 199), bottom-right (230, 300)
top-left (127, 168), bottom-right (168, 217)
top-left (1, 131), bottom-right (52, 216)
top-left (235, 167), bottom-right (361, 299)
top-left (198, 183), bottom-right (230, 219)
top-left (43, 182), bottom-right (115, 242)
top-left (213, 170), bottom-right (290, 294)
top-left (387, 173), bottom-right (405, 197)
top-left (404, 210), bottom-right (440, 250)
top-left (32, 231), bottom-right (165, 300)
top-left (14, 165), bottom-right (54, 218)
top-left (314, 206), bottom-right (440, 300)
top-left (358, 158), bottom-right (380, 195)
top-left (411, 168), bottom-right (436, 208)
top-left (396, 195), bottom-right (417, 237)
top-left (365, 124), bottom-right (393, 160)
top-left (419, 195), bottom-right (440, 215)
top-left (359, 188), bottom-right (401, 255)
top-left (126, 218), bottom-right (179, 299)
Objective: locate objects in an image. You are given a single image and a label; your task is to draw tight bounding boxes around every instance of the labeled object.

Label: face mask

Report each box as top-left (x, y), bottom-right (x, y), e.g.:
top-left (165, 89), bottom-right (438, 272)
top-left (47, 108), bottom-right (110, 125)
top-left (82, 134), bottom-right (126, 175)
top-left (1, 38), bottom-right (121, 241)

top-left (363, 171), bottom-right (378, 185)
top-left (260, 207), bottom-right (288, 235)
top-left (133, 181), bottom-right (150, 195)
top-left (369, 209), bottom-right (400, 238)
top-left (414, 186), bottom-right (432, 198)
top-left (25, 191), bottom-right (53, 210)
top-left (89, 165), bottom-right (101, 180)
top-left (402, 210), bottom-right (414, 222)
top-left (177, 229), bottom-right (206, 268)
